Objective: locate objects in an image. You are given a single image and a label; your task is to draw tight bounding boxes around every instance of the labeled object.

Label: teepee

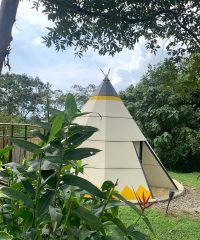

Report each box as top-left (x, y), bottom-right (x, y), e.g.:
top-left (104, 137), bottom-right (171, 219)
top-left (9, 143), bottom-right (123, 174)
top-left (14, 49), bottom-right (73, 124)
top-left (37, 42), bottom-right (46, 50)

top-left (75, 76), bottom-right (178, 201)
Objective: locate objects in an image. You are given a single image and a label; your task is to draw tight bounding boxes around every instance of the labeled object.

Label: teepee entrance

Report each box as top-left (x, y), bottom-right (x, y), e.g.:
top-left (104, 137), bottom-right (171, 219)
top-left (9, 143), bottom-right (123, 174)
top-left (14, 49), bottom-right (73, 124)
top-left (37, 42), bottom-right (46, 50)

top-left (75, 76), bottom-right (182, 201)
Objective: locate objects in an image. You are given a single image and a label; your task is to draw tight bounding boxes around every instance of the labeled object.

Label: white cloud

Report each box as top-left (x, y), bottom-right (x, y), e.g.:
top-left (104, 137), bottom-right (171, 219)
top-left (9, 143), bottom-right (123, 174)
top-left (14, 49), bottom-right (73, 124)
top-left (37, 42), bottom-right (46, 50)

top-left (32, 37), bottom-right (43, 46)
top-left (15, 1), bottom-right (52, 31)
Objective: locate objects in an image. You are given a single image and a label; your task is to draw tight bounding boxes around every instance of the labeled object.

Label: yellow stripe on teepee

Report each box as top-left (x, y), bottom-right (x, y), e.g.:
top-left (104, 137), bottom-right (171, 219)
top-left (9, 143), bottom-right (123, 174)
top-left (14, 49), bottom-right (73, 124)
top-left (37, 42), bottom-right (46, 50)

top-left (90, 96), bottom-right (121, 101)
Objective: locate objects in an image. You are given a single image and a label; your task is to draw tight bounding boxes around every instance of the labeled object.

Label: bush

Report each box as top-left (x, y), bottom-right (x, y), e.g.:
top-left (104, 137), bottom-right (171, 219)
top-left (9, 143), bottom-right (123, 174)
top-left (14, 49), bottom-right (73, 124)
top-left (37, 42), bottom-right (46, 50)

top-left (120, 55), bottom-right (200, 172)
top-left (0, 94), bottom-right (152, 239)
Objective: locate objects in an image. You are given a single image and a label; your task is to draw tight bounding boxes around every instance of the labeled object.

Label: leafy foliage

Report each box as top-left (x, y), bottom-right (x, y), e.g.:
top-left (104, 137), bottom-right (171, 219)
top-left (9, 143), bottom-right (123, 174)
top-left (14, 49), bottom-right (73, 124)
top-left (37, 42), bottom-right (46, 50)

top-left (0, 73), bottom-right (50, 122)
top-left (0, 94), bottom-right (152, 239)
top-left (36, 0), bottom-right (200, 61)
top-left (120, 54), bottom-right (200, 172)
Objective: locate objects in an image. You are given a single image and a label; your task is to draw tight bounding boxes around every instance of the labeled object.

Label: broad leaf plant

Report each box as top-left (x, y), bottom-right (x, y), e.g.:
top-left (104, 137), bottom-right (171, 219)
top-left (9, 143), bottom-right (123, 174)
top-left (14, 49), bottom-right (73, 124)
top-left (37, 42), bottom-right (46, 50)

top-left (0, 94), bottom-right (153, 239)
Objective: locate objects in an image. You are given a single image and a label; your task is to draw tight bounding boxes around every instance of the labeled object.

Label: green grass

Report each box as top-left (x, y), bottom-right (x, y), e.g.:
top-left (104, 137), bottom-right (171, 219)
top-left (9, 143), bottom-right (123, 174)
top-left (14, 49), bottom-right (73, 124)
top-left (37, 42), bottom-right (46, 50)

top-left (119, 172), bottom-right (200, 239)
top-left (120, 207), bottom-right (200, 240)
top-left (169, 171), bottom-right (200, 192)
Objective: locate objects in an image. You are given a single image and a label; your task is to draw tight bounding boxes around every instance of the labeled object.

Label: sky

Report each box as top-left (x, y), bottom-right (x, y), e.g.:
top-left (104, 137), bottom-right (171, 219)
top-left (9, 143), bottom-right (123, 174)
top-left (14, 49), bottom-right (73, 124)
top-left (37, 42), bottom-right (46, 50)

top-left (2, 1), bottom-right (168, 92)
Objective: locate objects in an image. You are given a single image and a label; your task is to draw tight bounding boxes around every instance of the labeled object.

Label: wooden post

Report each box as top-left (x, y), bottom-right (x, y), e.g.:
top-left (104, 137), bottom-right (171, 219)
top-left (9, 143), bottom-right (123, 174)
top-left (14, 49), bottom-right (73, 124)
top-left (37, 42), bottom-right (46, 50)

top-left (2, 126), bottom-right (5, 148)
top-left (8, 124), bottom-right (14, 162)
top-left (24, 125), bottom-right (27, 158)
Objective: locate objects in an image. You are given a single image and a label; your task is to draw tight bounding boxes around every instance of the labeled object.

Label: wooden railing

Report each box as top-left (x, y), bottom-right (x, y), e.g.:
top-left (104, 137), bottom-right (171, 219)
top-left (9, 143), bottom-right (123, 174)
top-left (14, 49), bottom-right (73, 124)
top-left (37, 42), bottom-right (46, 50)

top-left (0, 123), bottom-right (43, 162)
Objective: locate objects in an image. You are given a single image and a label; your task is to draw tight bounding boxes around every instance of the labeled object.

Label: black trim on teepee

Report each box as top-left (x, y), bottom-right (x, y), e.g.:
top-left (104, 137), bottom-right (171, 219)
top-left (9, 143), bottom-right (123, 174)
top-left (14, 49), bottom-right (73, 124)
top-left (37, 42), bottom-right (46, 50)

top-left (139, 142), bottom-right (143, 163)
top-left (133, 142), bottom-right (154, 198)
top-left (144, 141), bottom-right (178, 190)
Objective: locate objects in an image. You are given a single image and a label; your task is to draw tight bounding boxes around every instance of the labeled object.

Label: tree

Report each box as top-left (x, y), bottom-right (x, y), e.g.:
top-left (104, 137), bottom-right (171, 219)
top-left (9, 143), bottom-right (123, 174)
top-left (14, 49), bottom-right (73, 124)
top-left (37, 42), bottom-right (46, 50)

top-left (120, 54), bottom-right (200, 172)
top-left (42, 0), bottom-right (200, 60)
top-left (0, 0), bottom-right (200, 74)
top-left (49, 84), bottom-right (96, 111)
top-left (70, 84), bottom-right (97, 108)
top-left (0, 0), bottom-right (19, 73)
top-left (0, 73), bottom-right (50, 122)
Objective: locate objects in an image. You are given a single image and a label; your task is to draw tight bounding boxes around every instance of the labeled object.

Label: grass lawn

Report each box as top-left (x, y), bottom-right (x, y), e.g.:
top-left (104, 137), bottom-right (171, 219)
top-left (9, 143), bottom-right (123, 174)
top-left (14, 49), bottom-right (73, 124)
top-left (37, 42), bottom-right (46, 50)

top-left (169, 171), bottom-right (200, 192)
top-left (120, 172), bottom-right (200, 240)
top-left (120, 207), bottom-right (200, 240)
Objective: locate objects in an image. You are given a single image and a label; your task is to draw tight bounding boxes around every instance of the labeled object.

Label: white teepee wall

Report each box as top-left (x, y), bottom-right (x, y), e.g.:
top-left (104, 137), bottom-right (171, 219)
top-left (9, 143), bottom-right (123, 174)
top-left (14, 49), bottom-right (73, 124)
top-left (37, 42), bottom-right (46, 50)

top-left (75, 77), bottom-right (177, 200)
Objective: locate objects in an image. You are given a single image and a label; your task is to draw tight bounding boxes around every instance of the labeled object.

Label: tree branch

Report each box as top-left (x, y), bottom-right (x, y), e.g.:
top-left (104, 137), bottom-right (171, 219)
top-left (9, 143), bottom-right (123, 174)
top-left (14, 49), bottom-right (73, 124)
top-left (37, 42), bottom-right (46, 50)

top-left (170, 11), bottom-right (200, 45)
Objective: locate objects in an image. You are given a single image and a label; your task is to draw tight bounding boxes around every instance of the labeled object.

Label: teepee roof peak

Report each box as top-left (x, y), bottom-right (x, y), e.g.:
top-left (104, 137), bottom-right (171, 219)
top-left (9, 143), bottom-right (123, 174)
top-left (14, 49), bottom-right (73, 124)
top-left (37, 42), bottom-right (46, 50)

top-left (92, 77), bottom-right (118, 97)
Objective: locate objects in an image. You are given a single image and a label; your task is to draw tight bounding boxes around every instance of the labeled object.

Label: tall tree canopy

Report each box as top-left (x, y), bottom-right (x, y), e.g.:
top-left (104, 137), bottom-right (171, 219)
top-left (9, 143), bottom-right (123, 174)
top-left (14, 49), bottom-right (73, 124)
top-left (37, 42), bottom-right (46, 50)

top-left (0, 0), bottom-right (200, 73)
top-left (120, 54), bottom-right (200, 172)
top-left (0, 73), bottom-right (50, 122)
top-left (41, 0), bottom-right (200, 60)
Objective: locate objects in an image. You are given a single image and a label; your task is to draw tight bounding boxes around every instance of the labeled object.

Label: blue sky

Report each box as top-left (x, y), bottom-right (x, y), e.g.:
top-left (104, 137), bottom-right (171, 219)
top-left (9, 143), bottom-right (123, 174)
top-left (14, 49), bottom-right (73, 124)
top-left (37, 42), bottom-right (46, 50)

top-left (3, 1), bottom-right (168, 92)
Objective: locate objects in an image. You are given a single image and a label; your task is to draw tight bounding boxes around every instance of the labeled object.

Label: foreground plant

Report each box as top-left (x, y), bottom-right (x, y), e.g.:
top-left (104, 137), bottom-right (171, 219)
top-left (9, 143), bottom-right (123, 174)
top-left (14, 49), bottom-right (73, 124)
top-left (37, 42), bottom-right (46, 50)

top-left (0, 94), bottom-right (153, 239)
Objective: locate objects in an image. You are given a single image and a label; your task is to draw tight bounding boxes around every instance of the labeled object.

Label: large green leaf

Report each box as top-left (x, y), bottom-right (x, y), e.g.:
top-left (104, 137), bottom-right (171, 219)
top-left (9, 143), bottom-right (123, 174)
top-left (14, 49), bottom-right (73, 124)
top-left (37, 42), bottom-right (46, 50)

top-left (31, 129), bottom-right (48, 142)
top-left (21, 179), bottom-right (35, 198)
top-left (113, 193), bottom-right (142, 215)
top-left (49, 206), bottom-right (62, 232)
top-left (0, 146), bottom-right (14, 156)
top-left (1, 187), bottom-right (34, 208)
top-left (64, 148), bottom-right (101, 161)
top-left (73, 206), bottom-right (104, 232)
top-left (61, 175), bottom-right (105, 199)
top-left (48, 111), bottom-right (65, 142)
top-left (0, 232), bottom-right (13, 240)
top-left (44, 155), bottom-right (63, 164)
top-left (68, 125), bottom-right (98, 136)
top-left (127, 225), bottom-right (148, 240)
top-left (11, 138), bottom-right (40, 153)
top-left (41, 170), bottom-right (57, 189)
top-left (37, 189), bottom-right (55, 217)
top-left (65, 93), bottom-right (77, 118)
top-left (105, 213), bottom-right (128, 236)
top-left (67, 126), bottom-right (98, 148)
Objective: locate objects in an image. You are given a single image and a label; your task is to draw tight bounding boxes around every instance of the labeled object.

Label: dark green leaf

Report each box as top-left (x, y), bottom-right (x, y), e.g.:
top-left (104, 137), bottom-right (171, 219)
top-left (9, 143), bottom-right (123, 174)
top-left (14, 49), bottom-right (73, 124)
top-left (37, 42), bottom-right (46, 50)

top-left (104, 213), bottom-right (128, 236)
top-left (113, 193), bottom-right (142, 215)
top-left (44, 155), bottom-right (63, 163)
top-left (41, 170), bottom-right (57, 188)
top-left (1, 187), bottom-right (34, 208)
top-left (48, 111), bottom-right (65, 142)
top-left (68, 125), bottom-right (98, 136)
top-left (64, 148), bottom-right (101, 161)
top-left (37, 189), bottom-right (55, 217)
top-left (61, 175), bottom-right (105, 199)
top-left (21, 179), bottom-right (35, 197)
top-left (73, 206), bottom-right (104, 232)
top-left (41, 160), bottom-right (59, 170)
top-left (11, 138), bottom-right (40, 153)
top-left (67, 126), bottom-right (98, 148)
top-left (65, 93), bottom-right (77, 118)
top-left (0, 146), bottom-right (14, 156)
top-left (127, 225), bottom-right (148, 240)
top-left (49, 206), bottom-right (62, 231)
top-left (31, 129), bottom-right (48, 142)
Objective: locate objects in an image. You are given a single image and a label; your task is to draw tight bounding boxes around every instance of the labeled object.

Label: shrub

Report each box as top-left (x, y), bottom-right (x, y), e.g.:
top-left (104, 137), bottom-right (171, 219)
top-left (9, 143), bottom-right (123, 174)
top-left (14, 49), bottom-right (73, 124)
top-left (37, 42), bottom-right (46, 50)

top-left (0, 94), bottom-right (152, 239)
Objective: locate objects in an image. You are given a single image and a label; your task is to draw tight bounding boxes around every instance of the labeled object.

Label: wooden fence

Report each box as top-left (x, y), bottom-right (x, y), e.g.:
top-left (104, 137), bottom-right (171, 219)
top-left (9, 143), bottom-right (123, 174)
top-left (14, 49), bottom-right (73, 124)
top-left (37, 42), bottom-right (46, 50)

top-left (0, 123), bottom-right (43, 162)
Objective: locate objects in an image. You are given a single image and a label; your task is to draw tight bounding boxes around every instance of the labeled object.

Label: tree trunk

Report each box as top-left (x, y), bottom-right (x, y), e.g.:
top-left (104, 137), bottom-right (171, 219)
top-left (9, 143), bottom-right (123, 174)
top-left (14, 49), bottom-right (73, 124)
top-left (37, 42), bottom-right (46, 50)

top-left (0, 0), bottom-right (19, 75)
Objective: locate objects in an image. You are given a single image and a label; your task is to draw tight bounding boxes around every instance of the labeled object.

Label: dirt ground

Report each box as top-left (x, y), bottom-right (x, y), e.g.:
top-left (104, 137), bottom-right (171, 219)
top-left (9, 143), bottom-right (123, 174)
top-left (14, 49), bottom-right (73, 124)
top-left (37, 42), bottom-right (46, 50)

top-left (154, 186), bottom-right (200, 216)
